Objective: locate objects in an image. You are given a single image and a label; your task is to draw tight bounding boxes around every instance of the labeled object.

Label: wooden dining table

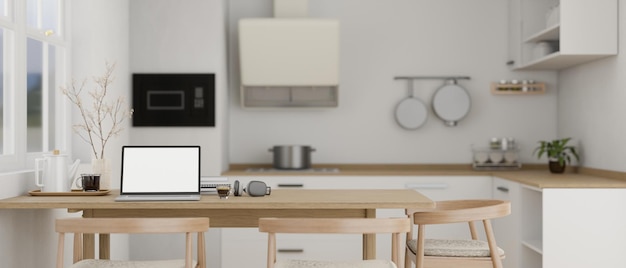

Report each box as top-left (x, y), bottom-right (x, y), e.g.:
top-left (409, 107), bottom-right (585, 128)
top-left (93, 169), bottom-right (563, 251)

top-left (0, 189), bottom-right (434, 261)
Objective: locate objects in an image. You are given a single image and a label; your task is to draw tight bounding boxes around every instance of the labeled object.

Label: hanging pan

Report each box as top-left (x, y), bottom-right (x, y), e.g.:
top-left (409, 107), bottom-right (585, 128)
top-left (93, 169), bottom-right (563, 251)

top-left (432, 79), bottom-right (471, 126)
top-left (395, 80), bottom-right (428, 130)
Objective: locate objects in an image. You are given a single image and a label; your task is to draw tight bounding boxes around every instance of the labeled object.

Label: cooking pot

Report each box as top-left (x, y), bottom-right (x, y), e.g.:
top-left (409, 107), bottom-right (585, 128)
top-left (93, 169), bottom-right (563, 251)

top-left (269, 145), bottom-right (316, 170)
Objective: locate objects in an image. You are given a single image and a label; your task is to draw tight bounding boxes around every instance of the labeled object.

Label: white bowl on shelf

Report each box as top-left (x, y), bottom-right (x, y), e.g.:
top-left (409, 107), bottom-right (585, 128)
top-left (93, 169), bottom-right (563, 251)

top-left (504, 151), bottom-right (518, 163)
top-left (474, 152), bottom-right (489, 164)
top-left (489, 152), bottom-right (503, 163)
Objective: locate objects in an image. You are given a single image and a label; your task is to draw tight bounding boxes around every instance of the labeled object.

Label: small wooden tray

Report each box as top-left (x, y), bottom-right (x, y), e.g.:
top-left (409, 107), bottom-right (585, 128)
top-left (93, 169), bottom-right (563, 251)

top-left (28, 190), bottom-right (111, 196)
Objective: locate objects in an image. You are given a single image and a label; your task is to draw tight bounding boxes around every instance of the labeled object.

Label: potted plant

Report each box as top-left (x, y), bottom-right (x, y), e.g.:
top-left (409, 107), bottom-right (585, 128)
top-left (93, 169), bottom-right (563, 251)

top-left (533, 138), bottom-right (579, 173)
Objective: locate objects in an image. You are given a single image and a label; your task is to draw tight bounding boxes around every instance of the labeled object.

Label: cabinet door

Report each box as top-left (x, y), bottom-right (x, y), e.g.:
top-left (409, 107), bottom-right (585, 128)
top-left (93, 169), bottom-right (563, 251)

top-left (543, 188), bottom-right (626, 268)
top-left (507, 0), bottom-right (522, 68)
top-left (513, 0), bottom-right (617, 69)
top-left (221, 228), bottom-right (363, 268)
top-left (492, 177), bottom-right (520, 268)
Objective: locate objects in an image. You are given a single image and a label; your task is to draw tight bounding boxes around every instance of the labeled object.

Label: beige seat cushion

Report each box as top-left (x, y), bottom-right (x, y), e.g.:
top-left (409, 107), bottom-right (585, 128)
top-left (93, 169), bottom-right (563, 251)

top-left (69, 259), bottom-right (197, 268)
top-left (407, 239), bottom-right (504, 257)
top-left (275, 259), bottom-right (397, 268)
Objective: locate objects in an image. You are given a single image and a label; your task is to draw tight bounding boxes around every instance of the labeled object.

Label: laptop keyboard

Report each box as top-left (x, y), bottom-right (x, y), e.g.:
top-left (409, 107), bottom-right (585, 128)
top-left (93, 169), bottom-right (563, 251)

top-left (116, 194), bottom-right (200, 201)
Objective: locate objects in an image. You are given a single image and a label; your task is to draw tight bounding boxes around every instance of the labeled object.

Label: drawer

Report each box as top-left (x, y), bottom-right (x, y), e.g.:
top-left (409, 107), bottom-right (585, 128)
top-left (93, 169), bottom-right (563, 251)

top-left (274, 234), bottom-right (362, 261)
top-left (221, 228), bottom-right (362, 267)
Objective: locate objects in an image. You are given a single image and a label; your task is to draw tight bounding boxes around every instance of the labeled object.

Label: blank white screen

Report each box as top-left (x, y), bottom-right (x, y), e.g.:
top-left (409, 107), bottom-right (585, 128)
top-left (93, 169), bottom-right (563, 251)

top-left (121, 147), bottom-right (200, 193)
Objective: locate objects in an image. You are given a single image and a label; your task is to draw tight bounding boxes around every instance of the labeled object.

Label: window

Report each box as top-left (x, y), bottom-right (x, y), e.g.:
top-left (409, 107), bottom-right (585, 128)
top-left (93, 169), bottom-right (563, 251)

top-left (0, 0), bottom-right (9, 19)
top-left (0, 29), bottom-right (4, 155)
top-left (27, 0), bottom-right (61, 37)
top-left (0, 0), bottom-right (67, 172)
top-left (27, 37), bottom-right (43, 152)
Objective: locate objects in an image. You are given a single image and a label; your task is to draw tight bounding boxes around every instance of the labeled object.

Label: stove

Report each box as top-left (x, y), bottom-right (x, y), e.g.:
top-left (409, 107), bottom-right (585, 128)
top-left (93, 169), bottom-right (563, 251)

top-left (245, 167), bottom-right (340, 173)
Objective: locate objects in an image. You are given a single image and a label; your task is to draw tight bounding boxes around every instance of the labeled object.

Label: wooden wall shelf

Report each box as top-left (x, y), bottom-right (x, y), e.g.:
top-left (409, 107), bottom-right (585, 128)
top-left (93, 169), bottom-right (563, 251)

top-left (491, 82), bottom-right (545, 95)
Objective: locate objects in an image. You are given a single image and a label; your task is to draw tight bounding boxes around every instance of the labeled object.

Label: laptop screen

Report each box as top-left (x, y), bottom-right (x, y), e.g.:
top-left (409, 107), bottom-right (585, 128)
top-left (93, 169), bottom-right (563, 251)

top-left (120, 146), bottom-right (201, 194)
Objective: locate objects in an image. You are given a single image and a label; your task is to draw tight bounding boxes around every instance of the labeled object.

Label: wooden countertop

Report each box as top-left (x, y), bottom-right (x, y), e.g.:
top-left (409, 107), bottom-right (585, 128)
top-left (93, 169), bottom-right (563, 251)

top-left (224, 164), bottom-right (626, 189)
top-left (492, 170), bottom-right (626, 188)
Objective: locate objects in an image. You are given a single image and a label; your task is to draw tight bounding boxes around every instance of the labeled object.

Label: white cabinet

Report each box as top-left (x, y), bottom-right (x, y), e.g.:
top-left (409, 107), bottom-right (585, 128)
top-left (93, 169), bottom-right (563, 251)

top-left (520, 184), bottom-right (543, 268)
top-left (492, 177), bottom-right (521, 268)
top-left (221, 176), bottom-right (491, 268)
top-left (542, 188), bottom-right (626, 268)
top-left (508, 0), bottom-right (617, 70)
top-left (493, 177), bottom-right (626, 268)
top-left (493, 182), bottom-right (544, 268)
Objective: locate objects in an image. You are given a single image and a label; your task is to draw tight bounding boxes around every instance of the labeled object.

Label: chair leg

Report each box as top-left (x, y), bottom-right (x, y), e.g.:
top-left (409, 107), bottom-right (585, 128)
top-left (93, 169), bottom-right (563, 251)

top-left (185, 232), bottom-right (192, 268)
top-left (416, 225), bottom-right (425, 268)
top-left (404, 247), bottom-right (412, 268)
top-left (267, 233), bottom-right (276, 268)
top-left (392, 232), bottom-right (404, 268)
top-left (197, 232), bottom-right (206, 268)
top-left (483, 219), bottom-right (503, 268)
top-left (57, 233), bottom-right (65, 268)
top-left (405, 215), bottom-right (414, 268)
top-left (73, 233), bottom-right (83, 263)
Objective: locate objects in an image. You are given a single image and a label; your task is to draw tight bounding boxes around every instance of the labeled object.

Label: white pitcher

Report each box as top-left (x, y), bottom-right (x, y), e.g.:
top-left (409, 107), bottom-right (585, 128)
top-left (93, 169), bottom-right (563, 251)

top-left (35, 150), bottom-right (81, 192)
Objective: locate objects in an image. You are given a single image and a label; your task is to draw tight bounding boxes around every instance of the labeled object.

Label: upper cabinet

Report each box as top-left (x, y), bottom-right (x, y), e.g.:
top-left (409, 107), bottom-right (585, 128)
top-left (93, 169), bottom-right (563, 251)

top-left (508, 0), bottom-right (618, 70)
top-left (239, 19), bottom-right (340, 108)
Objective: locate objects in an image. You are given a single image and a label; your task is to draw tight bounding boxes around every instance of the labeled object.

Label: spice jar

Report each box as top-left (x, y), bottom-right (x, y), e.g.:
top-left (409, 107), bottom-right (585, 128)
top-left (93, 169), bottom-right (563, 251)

top-left (490, 138), bottom-right (501, 150)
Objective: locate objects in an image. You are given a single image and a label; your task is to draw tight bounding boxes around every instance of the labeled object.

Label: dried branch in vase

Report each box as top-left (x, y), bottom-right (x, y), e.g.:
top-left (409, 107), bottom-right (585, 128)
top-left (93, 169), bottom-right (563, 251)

top-left (61, 62), bottom-right (133, 159)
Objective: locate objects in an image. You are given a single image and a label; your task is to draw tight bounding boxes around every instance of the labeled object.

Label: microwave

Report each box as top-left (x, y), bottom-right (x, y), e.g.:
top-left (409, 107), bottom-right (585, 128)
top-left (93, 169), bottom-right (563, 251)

top-left (132, 73), bottom-right (215, 127)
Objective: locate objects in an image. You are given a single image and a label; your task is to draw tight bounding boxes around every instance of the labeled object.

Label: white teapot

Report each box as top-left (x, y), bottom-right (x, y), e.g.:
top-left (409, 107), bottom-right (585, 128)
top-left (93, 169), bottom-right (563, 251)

top-left (35, 150), bottom-right (81, 192)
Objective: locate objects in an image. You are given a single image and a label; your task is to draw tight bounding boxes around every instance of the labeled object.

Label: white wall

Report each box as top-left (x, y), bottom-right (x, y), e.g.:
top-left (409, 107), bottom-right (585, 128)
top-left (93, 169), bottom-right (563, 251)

top-left (129, 0), bottom-right (229, 176)
top-left (71, 0), bottom-right (131, 190)
top-left (128, 0), bottom-right (228, 266)
top-left (71, 0), bottom-right (132, 260)
top-left (558, 1), bottom-right (626, 172)
top-left (0, 172), bottom-right (78, 267)
top-left (228, 0), bottom-right (558, 165)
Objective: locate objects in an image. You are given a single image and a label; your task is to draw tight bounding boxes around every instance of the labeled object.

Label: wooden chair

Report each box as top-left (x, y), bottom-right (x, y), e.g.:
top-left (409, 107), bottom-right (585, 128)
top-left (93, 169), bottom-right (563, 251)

top-left (404, 200), bottom-right (510, 268)
top-left (258, 217), bottom-right (411, 268)
top-left (55, 217), bottom-right (210, 268)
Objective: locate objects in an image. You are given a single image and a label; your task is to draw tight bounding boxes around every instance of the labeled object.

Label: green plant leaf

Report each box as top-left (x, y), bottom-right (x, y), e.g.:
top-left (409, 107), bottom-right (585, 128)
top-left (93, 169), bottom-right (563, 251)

top-left (533, 137), bottom-right (579, 165)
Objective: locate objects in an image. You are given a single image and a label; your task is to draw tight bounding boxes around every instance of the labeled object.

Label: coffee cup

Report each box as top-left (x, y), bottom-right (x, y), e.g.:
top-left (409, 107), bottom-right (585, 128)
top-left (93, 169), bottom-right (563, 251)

top-left (74, 174), bottom-right (101, 192)
top-left (217, 185), bottom-right (231, 199)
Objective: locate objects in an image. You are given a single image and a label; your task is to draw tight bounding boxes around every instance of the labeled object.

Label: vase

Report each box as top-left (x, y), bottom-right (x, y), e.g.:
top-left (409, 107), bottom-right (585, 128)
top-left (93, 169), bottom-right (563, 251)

top-left (548, 160), bottom-right (566, 174)
top-left (92, 158), bottom-right (111, 190)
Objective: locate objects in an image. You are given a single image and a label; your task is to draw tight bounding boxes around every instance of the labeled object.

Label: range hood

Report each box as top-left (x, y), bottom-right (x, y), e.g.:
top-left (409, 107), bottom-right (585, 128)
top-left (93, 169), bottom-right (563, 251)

top-left (238, 15), bottom-right (339, 107)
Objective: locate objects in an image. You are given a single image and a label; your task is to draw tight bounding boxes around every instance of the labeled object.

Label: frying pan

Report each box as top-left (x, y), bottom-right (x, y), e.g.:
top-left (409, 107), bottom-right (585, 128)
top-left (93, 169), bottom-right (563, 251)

top-left (395, 80), bottom-right (428, 130)
top-left (432, 79), bottom-right (471, 126)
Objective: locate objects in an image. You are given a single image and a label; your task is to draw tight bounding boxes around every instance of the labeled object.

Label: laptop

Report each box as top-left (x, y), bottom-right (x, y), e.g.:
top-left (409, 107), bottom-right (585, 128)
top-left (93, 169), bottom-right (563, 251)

top-left (115, 145), bottom-right (202, 201)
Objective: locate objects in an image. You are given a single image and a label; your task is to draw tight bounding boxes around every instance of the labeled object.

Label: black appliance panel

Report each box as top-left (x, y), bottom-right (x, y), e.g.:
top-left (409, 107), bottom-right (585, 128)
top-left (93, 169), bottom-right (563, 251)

top-left (133, 73), bottom-right (215, 126)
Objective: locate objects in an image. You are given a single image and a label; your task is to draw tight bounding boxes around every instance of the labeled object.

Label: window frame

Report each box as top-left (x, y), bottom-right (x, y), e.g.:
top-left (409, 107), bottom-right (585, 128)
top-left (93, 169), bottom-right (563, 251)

top-left (0, 0), bottom-right (69, 173)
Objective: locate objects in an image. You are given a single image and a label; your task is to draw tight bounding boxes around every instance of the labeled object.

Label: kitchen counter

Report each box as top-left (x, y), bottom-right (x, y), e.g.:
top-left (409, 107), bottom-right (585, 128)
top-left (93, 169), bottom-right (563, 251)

top-left (494, 170), bottom-right (626, 188)
top-left (223, 164), bottom-right (626, 189)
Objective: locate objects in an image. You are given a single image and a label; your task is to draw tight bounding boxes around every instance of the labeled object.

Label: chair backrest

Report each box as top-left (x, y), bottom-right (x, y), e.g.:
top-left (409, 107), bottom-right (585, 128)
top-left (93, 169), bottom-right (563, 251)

top-left (405, 200), bottom-right (511, 268)
top-left (259, 217), bottom-right (411, 268)
top-left (55, 217), bottom-right (210, 268)
top-left (407, 199), bottom-right (510, 225)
